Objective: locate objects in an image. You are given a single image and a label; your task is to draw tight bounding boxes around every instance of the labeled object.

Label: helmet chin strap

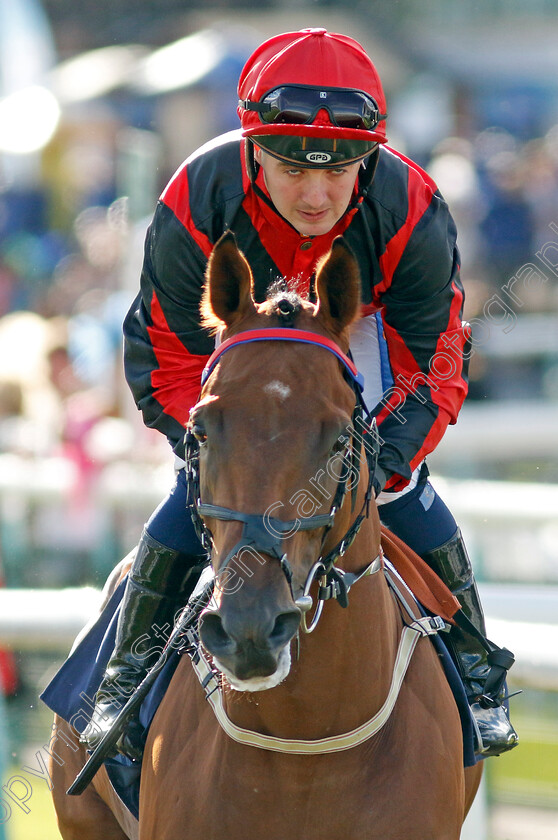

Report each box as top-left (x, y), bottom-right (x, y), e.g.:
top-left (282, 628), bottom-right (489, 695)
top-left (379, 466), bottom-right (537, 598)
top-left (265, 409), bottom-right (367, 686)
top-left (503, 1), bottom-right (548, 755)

top-left (357, 147), bottom-right (380, 198)
top-left (245, 138), bottom-right (260, 183)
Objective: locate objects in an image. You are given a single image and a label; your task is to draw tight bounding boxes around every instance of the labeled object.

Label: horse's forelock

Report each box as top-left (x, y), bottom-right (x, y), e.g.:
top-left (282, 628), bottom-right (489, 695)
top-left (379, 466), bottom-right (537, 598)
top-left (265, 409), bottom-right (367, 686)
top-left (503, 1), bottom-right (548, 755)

top-left (266, 281), bottom-right (304, 326)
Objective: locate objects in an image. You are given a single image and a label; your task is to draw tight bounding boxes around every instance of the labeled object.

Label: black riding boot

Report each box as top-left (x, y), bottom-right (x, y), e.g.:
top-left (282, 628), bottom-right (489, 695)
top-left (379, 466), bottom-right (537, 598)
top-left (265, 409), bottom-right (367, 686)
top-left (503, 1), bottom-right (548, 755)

top-left (422, 529), bottom-right (518, 757)
top-left (80, 529), bottom-right (207, 761)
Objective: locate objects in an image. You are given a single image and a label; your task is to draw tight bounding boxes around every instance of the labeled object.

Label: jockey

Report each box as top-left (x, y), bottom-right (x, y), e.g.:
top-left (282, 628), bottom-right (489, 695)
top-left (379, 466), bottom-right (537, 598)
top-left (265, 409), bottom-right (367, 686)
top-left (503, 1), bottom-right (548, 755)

top-left (81, 28), bottom-right (518, 760)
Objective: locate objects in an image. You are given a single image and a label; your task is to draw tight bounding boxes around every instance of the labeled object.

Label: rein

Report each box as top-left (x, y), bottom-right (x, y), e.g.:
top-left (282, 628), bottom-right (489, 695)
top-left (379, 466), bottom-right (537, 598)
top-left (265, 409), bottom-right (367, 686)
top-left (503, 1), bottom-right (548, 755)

top-left (185, 327), bottom-right (380, 625)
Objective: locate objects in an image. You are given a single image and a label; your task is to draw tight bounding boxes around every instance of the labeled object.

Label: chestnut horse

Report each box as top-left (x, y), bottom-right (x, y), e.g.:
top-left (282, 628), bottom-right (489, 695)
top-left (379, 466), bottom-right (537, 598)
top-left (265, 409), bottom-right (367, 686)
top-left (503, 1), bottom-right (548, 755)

top-left (50, 234), bottom-right (482, 839)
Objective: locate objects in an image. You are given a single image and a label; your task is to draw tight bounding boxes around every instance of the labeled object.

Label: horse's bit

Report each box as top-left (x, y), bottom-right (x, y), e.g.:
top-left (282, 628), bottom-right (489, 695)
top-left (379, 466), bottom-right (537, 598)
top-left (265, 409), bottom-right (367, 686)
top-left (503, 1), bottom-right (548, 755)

top-left (184, 328), bottom-right (381, 631)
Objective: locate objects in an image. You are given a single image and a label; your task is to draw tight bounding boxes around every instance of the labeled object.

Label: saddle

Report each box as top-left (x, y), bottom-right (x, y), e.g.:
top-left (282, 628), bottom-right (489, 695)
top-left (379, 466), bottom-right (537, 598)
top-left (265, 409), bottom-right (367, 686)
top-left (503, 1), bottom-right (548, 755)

top-left (380, 527), bottom-right (460, 622)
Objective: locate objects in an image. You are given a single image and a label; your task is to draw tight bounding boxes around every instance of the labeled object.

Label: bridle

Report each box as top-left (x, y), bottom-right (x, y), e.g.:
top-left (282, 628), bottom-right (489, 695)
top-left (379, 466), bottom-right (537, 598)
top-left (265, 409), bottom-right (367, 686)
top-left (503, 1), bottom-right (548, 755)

top-left (184, 327), bottom-right (381, 631)
top-left (180, 327), bottom-right (458, 755)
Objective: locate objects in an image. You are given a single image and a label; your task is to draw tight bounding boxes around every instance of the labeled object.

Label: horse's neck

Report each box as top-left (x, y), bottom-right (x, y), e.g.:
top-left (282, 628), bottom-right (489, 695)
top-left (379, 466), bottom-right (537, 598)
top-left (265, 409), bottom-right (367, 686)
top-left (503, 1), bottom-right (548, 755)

top-left (223, 531), bottom-right (403, 740)
top-left (300, 558), bottom-right (401, 709)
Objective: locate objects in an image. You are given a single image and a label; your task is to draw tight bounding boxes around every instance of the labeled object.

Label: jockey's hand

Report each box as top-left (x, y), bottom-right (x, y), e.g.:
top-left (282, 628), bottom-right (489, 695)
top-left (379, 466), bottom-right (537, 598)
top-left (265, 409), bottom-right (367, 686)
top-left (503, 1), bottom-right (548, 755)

top-left (116, 713), bottom-right (146, 763)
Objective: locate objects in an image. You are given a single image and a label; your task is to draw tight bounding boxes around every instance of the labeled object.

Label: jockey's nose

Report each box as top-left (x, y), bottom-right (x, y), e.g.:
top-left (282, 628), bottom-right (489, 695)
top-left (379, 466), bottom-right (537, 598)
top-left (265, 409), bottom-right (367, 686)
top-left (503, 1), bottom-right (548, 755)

top-left (199, 606), bottom-right (301, 681)
top-left (301, 170), bottom-right (329, 208)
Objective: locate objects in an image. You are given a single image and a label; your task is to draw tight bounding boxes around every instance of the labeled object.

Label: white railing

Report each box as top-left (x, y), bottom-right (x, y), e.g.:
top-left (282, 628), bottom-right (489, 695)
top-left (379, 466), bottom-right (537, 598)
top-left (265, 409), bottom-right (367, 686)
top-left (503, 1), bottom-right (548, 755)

top-left (0, 587), bottom-right (102, 649)
top-left (2, 452), bottom-right (557, 585)
top-left (429, 400), bottom-right (558, 468)
top-left (0, 584), bottom-right (556, 685)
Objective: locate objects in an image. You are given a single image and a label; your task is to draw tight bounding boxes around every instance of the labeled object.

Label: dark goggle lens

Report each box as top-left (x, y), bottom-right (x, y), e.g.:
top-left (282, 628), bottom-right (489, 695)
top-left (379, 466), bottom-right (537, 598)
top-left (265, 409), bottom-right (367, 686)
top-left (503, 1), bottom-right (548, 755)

top-left (257, 86), bottom-right (382, 130)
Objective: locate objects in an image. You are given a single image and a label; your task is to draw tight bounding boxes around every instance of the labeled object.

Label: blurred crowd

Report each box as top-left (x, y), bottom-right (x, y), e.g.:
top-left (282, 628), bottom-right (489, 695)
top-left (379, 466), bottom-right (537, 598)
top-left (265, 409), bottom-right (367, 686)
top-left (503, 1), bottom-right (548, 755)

top-left (0, 193), bottom-right (169, 593)
top-left (429, 126), bottom-right (558, 312)
top-left (428, 126), bottom-right (558, 403)
top-left (1, 118), bottom-right (558, 592)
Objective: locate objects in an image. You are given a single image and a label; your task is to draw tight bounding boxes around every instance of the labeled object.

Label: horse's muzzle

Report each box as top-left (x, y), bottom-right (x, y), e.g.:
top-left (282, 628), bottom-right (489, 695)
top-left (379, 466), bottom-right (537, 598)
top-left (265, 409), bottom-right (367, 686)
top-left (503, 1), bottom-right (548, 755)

top-left (199, 606), bottom-right (301, 684)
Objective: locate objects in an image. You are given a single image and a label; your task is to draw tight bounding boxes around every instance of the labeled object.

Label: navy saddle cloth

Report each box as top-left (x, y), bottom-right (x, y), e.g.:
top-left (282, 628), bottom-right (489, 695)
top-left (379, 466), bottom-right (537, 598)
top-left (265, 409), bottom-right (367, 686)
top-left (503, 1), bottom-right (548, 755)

top-left (41, 576), bottom-right (479, 821)
top-left (41, 580), bottom-right (181, 820)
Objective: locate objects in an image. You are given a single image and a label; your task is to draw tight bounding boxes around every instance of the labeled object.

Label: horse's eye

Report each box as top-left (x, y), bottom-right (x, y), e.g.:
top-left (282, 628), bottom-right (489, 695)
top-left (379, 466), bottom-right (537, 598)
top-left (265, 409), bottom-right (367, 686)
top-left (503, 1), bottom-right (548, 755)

top-left (192, 425), bottom-right (207, 445)
top-left (330, 434), bottom-right (349, 456)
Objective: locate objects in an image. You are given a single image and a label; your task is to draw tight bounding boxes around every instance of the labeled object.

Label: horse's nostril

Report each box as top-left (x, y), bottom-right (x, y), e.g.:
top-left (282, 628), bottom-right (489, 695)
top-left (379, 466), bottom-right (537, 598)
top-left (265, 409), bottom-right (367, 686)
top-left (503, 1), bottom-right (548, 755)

top-left (270, 610), bottom-right (301, 647)
top-left (199, 612), bottom-right (235, 655)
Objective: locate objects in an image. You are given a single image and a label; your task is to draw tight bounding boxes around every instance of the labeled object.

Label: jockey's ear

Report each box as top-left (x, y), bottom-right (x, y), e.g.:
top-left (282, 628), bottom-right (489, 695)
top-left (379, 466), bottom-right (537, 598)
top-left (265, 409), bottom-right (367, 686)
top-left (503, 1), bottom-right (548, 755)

top-left (202, 231), bottom-right (256, 328)
top-left (315, 237), bottom-right (361, 335)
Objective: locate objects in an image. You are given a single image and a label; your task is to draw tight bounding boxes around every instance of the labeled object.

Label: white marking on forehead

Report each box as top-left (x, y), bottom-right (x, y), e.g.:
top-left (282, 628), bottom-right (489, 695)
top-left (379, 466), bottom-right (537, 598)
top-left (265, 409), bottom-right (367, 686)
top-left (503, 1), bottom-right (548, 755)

top-left (263, 380), bottom-right (291, 401)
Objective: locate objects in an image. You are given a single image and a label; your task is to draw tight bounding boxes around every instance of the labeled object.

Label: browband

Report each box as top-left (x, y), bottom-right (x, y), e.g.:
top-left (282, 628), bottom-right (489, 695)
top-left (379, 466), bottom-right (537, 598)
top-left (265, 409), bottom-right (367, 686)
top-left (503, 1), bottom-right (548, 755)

top-left (201, 328), bottom-right (364, 390)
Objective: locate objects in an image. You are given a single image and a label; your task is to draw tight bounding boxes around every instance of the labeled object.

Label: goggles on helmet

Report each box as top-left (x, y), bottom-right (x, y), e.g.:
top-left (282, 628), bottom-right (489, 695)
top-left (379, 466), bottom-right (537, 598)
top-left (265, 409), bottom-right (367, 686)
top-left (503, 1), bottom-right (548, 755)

top-left (240, 84), bottom-right (387, 132)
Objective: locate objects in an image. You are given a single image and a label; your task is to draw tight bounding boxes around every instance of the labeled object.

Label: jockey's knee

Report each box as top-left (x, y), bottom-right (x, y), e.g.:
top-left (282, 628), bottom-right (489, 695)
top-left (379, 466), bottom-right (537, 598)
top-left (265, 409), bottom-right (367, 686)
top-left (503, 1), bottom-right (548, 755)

top-left (378, 470), bottom-right (457, 557)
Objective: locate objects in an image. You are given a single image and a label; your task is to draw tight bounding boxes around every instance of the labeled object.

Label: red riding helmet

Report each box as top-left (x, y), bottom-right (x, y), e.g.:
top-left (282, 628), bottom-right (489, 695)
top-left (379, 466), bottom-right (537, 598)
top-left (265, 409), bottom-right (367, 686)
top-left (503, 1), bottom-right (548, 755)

top-left (238, 28), bottom-right (387, 168)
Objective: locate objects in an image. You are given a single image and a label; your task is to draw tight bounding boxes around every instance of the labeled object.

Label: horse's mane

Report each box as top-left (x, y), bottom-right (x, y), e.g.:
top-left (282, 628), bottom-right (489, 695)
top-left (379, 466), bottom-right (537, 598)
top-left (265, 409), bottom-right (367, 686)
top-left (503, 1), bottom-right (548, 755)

top-left (201, 277), bottom-right (305, 332)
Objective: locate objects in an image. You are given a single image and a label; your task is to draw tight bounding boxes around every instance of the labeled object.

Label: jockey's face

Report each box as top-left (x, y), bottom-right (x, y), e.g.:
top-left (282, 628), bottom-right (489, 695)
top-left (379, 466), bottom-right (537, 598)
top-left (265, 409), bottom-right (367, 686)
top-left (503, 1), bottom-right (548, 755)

top-left (254, 148), bottom-right (360, 237)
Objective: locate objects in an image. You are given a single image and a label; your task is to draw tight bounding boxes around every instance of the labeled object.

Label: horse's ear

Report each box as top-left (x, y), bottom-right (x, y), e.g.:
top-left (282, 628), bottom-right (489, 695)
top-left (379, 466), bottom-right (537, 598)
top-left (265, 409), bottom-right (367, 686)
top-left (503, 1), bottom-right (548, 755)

top-left (202, 231), bottom-right (256, 328)
top-left (315, 237), bottom-right (361, 335)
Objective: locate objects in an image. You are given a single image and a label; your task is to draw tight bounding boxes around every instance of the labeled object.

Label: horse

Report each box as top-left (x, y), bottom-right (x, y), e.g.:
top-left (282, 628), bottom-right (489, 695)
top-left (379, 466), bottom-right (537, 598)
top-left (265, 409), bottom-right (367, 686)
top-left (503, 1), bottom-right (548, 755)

top-left (49, 233), bottom-right (482, 839)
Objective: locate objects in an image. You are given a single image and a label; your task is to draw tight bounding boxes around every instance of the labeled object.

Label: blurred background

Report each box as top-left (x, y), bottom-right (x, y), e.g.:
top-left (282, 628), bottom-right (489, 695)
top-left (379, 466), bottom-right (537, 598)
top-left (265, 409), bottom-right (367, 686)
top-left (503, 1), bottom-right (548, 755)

top-left (0, 1), bottom-right (557, 838)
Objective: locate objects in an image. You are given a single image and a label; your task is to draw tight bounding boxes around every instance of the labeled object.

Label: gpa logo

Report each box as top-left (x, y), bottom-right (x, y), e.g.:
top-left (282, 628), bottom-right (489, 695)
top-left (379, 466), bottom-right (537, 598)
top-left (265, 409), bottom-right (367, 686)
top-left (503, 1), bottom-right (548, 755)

top-left (305, 152), bottom-right (332, 163)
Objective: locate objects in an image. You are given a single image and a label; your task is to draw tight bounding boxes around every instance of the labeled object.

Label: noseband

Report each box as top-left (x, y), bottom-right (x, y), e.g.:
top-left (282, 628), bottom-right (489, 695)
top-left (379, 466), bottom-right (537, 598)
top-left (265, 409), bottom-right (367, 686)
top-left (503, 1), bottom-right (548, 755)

top-left (185, 328), bottom-right (380, 627)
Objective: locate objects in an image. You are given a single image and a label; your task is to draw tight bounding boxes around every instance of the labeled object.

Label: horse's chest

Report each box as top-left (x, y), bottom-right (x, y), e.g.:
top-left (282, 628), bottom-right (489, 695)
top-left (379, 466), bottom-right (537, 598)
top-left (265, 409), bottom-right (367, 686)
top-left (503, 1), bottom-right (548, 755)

top-left (143, 739), bottom-right (462, 840)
